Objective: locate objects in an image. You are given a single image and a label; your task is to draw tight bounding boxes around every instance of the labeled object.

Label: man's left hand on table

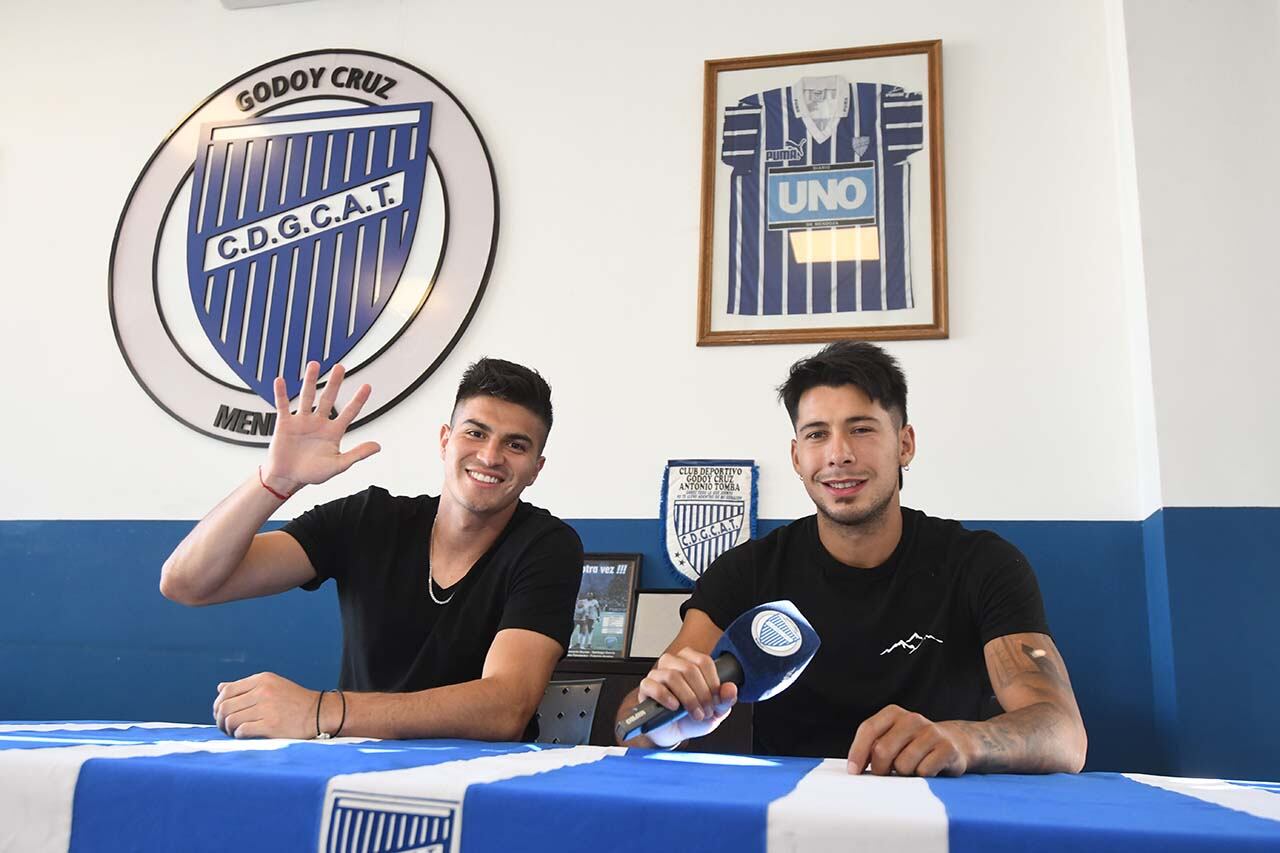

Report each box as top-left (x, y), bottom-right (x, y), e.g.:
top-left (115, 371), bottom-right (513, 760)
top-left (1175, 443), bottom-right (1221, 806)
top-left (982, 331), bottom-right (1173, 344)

top-left (847, 704), bottom-right (972, 777)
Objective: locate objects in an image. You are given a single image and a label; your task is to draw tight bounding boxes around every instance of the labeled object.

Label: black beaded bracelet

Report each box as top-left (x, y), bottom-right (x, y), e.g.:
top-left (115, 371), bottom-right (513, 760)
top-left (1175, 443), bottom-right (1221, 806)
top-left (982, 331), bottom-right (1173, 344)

top-left (314, 689), bottom-right (329, 740)
top-left (315, 688), bottom-right (347, 740)
top-left (333, 689), bottom-right (347, 737)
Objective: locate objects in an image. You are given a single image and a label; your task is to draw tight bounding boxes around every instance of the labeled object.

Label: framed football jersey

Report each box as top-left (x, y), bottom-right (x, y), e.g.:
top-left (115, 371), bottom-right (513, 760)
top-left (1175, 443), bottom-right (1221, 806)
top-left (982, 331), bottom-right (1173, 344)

top-left (697, 42), bottom-right (948, 345)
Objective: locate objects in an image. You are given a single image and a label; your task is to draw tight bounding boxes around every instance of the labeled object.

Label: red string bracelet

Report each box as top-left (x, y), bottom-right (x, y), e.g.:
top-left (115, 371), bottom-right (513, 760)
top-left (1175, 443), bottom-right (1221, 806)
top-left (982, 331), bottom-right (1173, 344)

top-left (258, 466), bottom-right (295, 501)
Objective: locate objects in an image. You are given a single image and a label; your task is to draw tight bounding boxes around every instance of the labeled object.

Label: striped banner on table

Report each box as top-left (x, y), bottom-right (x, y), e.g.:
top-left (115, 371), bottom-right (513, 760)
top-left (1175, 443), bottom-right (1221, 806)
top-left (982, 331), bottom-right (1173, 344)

top-left (2, 723), bottom-right (1278, 852)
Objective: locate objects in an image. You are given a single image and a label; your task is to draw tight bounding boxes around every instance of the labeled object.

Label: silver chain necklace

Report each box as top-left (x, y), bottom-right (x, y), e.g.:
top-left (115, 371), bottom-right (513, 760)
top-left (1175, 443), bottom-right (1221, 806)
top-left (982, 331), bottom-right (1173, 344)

top-left (427, 515), bottom-right (455, 605)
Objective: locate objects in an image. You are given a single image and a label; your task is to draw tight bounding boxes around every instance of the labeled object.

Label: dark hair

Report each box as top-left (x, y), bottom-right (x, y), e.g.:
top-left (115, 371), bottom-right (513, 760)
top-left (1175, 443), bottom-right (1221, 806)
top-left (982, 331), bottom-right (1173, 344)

top-left (454, 357), bottom-right (554, 439)
top-left (777, 341), bottom-right (908, 428)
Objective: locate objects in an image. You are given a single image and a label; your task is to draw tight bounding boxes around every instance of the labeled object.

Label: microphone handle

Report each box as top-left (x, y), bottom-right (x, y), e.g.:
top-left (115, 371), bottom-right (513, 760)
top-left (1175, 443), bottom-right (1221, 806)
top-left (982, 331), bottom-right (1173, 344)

top-left (614, 653), bottom-right (743, 743)
top-left (716, 651), bottom-right (744, 687)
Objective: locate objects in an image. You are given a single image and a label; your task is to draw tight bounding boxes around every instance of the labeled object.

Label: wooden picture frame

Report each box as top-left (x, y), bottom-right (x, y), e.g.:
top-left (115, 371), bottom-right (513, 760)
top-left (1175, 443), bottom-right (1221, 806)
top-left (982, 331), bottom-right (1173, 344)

top-left (697, 41), bottom-right (948, 345)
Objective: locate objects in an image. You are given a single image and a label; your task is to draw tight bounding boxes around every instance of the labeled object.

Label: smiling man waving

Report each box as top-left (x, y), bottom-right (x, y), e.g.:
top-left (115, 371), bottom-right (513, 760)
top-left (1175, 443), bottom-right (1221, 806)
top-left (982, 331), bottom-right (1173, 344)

top-left (617, 342), bottom-right (1087, 776)
top-left (161, 357), bottom-right (583, 742)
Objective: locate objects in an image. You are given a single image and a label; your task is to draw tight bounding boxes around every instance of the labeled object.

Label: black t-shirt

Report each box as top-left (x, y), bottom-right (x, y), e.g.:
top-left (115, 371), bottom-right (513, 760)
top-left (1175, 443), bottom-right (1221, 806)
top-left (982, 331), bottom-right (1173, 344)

top-left (283, 487), bottom-right (584, 699)
top-left (683, 507), bottom-right (1050, 758)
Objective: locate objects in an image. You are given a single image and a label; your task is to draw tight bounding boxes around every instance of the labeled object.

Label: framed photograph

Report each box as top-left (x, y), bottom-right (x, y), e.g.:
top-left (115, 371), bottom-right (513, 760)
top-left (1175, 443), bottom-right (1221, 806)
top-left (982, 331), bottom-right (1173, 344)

top-left (566, 554), bottom-right (642, 661)
top-left (629, 589), bottom-right (693, 660)
top-left (697, 41), bottom-right (948, 345)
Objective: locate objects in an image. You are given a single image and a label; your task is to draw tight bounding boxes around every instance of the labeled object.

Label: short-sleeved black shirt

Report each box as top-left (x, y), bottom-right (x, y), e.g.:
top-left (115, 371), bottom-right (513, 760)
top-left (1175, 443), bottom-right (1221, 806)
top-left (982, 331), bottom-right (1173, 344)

top-left (683, 507), bottom-right (1050, 758)
top-left (282, 487), bottom-right (583, 699)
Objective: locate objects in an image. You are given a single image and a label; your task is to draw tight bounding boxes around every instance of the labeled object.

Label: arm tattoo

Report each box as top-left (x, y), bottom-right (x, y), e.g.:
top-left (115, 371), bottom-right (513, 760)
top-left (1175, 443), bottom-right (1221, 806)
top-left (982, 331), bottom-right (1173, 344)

top-left (1021, 642), bottom-right (1067, 689)
top-left (967, 704), bottom-right (1059, 773)
top-left (987, 637), bottom-right (1023, 691)
top-left (968, 634), bottom-right (1085, 773)
top-left (987, 636), bottom-right (1070, 695)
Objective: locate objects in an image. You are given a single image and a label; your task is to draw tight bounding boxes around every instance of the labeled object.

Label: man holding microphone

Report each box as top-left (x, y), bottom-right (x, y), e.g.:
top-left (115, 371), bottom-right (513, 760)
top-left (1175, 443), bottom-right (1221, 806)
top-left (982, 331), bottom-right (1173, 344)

top-left (617, 342), bottom-right (1086, 776)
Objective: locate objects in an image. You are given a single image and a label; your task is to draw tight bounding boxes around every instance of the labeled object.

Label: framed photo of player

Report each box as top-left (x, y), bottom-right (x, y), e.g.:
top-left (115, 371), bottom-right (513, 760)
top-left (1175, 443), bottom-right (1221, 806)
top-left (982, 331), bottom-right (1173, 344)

top-left (697, 41), bottom-right (948, 345)
top-left (566, 554), bottom-right (642, 662)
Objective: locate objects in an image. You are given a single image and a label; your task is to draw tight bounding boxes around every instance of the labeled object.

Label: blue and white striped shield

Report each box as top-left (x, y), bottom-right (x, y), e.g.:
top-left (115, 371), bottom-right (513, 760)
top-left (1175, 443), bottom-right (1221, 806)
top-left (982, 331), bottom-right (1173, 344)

top-left (661, 460), bottom-right (758, 584)
top-left (674, 500), bottom-right (746, 572)
top-left (323, 791), bottom-right (455, 853)
top-left (185, 102), bottom-right (433, 403)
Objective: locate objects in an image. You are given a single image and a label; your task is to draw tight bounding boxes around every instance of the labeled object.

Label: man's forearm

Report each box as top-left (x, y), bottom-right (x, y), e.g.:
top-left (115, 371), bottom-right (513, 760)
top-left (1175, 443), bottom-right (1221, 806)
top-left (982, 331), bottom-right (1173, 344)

top-left (338, 676), bottom-right (539, 742)
top-left (159, 471), bottom-right (281, 604)
top-left (955, 702), bottom-right (1087, 774)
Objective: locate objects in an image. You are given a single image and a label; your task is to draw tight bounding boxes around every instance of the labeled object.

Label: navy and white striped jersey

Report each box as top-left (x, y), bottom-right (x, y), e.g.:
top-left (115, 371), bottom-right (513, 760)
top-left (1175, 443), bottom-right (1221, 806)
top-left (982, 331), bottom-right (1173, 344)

top-left (720, 76), bottom-right (924, 316)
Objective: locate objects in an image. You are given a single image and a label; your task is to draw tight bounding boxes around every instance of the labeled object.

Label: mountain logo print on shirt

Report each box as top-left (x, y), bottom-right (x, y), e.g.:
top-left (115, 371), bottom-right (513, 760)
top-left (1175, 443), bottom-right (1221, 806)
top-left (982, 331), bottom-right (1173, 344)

top-left (880, 632), bottom-right (944, 656)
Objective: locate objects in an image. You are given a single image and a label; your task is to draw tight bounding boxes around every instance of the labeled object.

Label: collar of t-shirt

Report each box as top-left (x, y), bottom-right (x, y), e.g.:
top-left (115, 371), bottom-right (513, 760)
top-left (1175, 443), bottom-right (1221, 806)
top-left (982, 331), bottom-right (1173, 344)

top-left (425, 496), bottom-right (532, 587)
top-left (807, 507), bottom-right (919, 584)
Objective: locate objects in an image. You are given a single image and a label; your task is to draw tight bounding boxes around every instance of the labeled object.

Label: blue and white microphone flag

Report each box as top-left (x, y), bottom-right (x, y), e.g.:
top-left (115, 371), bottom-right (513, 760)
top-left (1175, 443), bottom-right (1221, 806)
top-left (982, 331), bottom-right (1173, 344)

top-left (2, 722), bottom-right (1279, 853)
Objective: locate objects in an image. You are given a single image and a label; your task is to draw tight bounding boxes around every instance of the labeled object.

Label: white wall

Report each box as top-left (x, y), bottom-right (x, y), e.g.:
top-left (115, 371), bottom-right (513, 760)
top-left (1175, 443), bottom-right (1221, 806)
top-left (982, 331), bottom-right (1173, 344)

top-left (0, 0), bottom-right (1156, 521)
top-left (1123, 0), bottom-right (1280, 508)
top-left (1104, 0), bottom-right (1165, 520)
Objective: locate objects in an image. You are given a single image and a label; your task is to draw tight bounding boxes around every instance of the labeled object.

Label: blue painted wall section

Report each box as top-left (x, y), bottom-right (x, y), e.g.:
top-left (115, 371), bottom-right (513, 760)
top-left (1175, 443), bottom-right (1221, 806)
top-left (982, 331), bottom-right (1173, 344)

top-left (0, 521), bottom-right (340, 724)
top-left (2, 510), bottom-right (1275, 779)
top-left (1142, 509), bottom-right (1180, 773)
top-left (1160, 507), bottom-right (1280, 782)
top-left (969, 519), bottom-right (1159, 775)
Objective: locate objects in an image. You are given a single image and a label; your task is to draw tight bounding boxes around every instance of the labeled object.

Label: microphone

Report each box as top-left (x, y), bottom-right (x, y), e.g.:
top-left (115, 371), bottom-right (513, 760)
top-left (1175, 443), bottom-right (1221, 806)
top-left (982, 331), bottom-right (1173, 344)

top-left (615, 599), bottom-right (820, 743)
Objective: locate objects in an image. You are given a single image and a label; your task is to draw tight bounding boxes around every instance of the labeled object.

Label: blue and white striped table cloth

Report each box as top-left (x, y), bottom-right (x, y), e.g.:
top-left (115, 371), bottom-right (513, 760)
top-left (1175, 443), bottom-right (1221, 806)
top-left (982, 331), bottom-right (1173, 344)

top-left (2, 722), bottom-right (1277, 852)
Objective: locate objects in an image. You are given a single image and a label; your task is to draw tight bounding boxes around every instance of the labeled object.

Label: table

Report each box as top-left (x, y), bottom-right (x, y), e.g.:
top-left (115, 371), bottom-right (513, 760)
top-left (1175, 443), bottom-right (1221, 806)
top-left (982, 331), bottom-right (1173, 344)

top-left (2, 722), bottom-right (1278, 852)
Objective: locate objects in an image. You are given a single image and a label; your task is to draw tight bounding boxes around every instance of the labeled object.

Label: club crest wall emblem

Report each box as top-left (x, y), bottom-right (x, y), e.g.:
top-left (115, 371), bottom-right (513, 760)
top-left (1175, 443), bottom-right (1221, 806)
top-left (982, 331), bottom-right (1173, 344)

top-left (660, 460), bottom-right (758, 584)
top-left (110, 50), bottom-right (498, 445)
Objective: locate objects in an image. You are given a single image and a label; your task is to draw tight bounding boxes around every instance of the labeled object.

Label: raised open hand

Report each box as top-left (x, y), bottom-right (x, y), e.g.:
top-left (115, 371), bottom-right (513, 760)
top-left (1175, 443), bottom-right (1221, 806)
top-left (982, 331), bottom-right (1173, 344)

top-left (260, 361), bottom-right (380, 495)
